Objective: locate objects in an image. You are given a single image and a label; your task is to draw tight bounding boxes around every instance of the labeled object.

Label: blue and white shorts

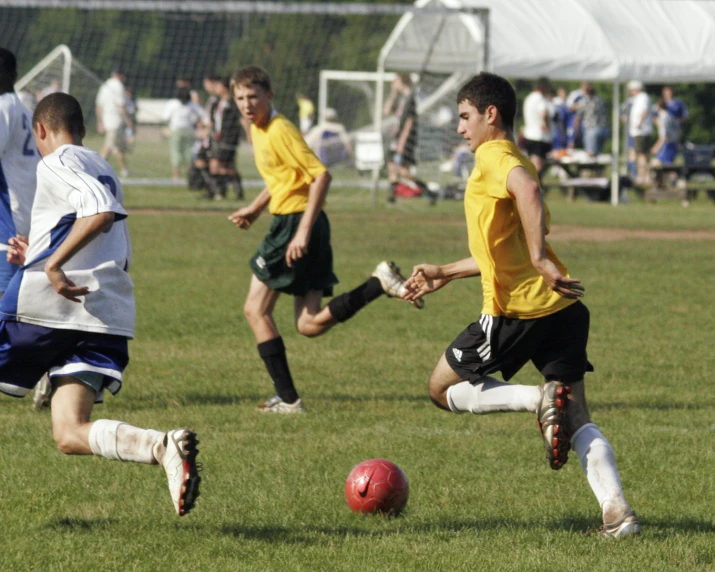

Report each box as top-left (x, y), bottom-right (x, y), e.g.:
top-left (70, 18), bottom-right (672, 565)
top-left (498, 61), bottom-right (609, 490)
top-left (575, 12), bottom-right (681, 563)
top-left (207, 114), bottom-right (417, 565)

top-left (0, 321), bottom-right (129, 403)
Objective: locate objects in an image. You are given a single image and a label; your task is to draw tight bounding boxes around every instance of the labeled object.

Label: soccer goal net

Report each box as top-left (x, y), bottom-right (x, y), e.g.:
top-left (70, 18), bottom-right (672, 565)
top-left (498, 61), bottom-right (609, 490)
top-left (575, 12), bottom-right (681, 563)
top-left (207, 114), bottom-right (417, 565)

top-left (15, 44), bottom-right (103, 125)
top-left (1, 1), bottom-right (482, 190)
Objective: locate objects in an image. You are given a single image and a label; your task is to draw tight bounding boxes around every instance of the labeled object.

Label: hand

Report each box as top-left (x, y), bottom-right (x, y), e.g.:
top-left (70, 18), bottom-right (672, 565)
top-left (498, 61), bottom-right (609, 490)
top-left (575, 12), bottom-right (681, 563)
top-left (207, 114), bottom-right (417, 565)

top-left (97, 122), bottom-right (105, 135)
top-left (228, 207), bottom-right (258, 229)
top-left (403, 264), bottom-right (450, 302)
top-left (6, 235), bottom-right (28, 265)
top-left (533, 259), bottom-right (584, 299)
top-left (45, 266), bottom-right (89, 303)
top-left (285, 231), bottom-right (309, 267)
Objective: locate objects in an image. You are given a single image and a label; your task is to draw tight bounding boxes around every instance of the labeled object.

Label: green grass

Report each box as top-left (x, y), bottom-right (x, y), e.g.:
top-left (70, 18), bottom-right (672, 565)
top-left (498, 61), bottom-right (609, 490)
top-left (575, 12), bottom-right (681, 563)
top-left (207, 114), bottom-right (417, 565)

top-left (1, 190), bottom-right (714, 571)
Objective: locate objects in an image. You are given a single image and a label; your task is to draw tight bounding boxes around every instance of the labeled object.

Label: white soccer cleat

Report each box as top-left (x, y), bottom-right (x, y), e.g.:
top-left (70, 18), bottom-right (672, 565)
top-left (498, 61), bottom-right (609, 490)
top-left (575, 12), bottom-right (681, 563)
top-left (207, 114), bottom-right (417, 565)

top-left (372, 261), bottom-right (424, 310)
top-left (32, 374), bottom-right (52, 409)
top-left (257, 397), bottom-right (305, 414)
top-left (162, 428), bottom-right (201, 516)
top-left (589, 509), bottom-right (642, 538)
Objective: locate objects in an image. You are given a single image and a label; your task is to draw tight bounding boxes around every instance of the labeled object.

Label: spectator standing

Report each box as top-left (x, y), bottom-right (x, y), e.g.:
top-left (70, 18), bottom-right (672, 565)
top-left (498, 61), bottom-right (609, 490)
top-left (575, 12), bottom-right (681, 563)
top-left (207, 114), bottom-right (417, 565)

top-left (95, 68), bottom-right (133, 177)
top-left (651, 98), bottom-right (679, 166)
top-left (627, 80), bottom-right (653, 185)
top-left (565, 86), bottom-right (585, 149)
top-left (383, 74), bottom-right (436, 204)
top-left (164, 86), bottom-right (205, 181)
top-left (574, 83), bottom-right (610, 156)
top-left (550, 87), bottom-right (568, 157)
top-left (207, 77), bottom-right (246, 200)
top-left (522, 77), bottom-right (553, 176)
top-left (296, 93), bottom-right (315, 135)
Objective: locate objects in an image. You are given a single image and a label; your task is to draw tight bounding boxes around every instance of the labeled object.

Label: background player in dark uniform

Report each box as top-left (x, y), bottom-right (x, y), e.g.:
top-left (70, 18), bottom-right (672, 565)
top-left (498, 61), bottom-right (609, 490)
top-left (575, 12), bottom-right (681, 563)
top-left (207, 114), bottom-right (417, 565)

top-left (383, 74), bottom-right (436, 205)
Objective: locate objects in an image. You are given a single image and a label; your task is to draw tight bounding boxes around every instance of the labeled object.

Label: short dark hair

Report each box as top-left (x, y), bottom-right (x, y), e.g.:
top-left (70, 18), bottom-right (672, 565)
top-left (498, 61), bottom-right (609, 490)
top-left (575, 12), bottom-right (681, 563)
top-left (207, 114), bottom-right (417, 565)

top-left (457, 72), bottom-right (517, 130)
top-left (176, 86), bottom-right (191, 104)
top-left (0, 47), bottom-right (18, 84)
top-left (33, 92), bottom-right (85, 136)
top-left (231, 66), bottom-right (272, 93)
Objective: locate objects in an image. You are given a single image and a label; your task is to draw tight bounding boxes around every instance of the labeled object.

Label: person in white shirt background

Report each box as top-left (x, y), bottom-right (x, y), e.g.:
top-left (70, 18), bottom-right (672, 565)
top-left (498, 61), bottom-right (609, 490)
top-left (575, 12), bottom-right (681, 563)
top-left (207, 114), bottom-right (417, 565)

top-left (522, 77), bottom-right (553, 177)
top-left (164, 85), bottom-right (206, 181)
top-left (95, 68), bottom-right (133, 177)
top-left (627, 80), bottom-right (653, 185)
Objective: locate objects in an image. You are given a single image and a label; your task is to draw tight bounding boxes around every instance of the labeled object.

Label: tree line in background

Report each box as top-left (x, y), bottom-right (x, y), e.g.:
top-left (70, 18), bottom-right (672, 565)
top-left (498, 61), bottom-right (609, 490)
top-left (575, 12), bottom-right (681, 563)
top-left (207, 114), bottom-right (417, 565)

top-left (1, 5), bottom-right (713, 143)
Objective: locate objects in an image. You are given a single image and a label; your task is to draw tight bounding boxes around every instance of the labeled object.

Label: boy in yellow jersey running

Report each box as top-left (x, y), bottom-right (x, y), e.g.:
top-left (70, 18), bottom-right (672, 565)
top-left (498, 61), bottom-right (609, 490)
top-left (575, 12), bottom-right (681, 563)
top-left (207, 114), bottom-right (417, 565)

top-left (403, 73), bottom-right (640, 538)
top-left (228, 66), bottom-right (420, 414)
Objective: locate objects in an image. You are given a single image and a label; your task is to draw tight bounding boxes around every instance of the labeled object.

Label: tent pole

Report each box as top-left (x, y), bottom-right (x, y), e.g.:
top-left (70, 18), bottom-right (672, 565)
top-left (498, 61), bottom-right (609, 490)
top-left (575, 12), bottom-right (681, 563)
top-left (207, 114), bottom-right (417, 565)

top-left (611, 81), bottom-right (621, 206)
top-left (372, 57), bottom-right (386, 207)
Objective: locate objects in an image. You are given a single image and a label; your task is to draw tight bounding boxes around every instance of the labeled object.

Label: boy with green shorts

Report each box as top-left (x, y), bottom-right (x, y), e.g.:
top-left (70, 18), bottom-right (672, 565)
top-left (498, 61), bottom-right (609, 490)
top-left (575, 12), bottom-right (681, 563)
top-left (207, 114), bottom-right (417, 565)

top-left (229, 66), bottom-right (419, 413)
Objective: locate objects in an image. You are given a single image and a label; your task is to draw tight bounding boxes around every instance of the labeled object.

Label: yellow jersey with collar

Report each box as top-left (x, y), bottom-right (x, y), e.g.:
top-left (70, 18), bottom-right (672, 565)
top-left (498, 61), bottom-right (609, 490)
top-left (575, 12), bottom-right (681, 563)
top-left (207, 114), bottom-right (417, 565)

top-left (250, 113), bottom-right (327, 215)
top-left (465, 139), bottom-right (575, 319)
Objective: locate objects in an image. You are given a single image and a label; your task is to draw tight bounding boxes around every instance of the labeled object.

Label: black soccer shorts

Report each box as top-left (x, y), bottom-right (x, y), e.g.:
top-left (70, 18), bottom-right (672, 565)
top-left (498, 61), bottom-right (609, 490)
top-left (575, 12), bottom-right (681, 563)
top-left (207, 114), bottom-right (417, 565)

top-left (445, 301), bottom-right (594, 384)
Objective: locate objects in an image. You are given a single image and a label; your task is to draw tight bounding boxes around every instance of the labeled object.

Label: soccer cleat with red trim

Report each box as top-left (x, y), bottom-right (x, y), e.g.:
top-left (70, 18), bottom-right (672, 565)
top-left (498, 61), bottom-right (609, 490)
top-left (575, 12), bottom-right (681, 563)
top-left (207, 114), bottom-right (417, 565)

top-left (162, 428), bottom-right (201, 516)
top-left (536, 381), bottom-right (571, 470)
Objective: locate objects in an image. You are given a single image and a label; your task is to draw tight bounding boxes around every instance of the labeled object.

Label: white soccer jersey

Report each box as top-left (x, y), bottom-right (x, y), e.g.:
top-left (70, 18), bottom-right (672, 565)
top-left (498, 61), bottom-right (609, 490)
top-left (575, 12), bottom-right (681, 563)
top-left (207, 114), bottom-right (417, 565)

top-left (0, 144), bottom-right (135, 337)
top-left (0, 92), bottom-right (39, 244)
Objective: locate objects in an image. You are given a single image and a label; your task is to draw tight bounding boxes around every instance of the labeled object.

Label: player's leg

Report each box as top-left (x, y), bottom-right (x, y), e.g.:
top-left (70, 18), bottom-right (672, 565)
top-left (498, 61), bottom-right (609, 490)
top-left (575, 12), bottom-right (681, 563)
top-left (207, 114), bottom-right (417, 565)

top-left (387, 157), bottom-right (399, 203)
top-left (209, 157), bottom-right (227, 200)
top-left (435, 319), bottom-right (544, 414)
top-left (50, 375), bottom-right (201, 516)
top-left (565, 382), bottom-right (641, 537)
top-left (244, 275), bottom-right (302, 411)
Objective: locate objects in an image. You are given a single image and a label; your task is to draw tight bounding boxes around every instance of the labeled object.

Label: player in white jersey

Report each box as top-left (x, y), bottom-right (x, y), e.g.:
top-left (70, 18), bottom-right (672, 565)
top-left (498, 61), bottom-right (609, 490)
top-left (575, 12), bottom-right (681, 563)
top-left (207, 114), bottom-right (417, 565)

top-left (0, 48), bottom-right (39, 295)
top-left (0, 93), bottom-right (201, 516)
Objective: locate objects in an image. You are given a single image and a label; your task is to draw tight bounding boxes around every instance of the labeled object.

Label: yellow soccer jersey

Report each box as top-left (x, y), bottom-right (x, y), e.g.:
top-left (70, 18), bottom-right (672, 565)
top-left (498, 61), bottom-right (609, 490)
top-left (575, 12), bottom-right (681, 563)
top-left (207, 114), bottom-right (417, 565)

top-left (251, 113), bottom-right (327, 214)
top-left (465, 139), bottom-right (575, 319)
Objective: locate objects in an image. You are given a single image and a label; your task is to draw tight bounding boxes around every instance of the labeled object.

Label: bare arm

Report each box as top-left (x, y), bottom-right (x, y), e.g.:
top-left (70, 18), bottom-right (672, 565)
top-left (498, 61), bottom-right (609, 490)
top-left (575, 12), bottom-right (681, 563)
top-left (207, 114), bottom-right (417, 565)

top-left (228, 187), bottom-right (271, 229)
top-left (403, 257), bottom-right (481, 302)
top-left (507, 167), bottom-right (584, 298)
top-left (45, 212), bottom-right (115, 303)
top-left (285, 170), bottom-right (331, 267)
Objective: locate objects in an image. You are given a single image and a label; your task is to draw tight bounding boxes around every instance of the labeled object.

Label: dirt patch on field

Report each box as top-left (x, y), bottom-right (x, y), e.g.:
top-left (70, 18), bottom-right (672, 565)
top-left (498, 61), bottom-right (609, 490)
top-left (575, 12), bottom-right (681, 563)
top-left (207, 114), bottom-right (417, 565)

top-left (129, 208), bottom-right (715, 241)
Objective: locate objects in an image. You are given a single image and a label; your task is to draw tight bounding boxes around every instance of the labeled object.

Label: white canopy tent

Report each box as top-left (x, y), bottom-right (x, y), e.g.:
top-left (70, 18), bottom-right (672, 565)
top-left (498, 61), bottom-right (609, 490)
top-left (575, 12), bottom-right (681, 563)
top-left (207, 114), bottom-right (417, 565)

top-left (377, 0), bottom-right (715, 204)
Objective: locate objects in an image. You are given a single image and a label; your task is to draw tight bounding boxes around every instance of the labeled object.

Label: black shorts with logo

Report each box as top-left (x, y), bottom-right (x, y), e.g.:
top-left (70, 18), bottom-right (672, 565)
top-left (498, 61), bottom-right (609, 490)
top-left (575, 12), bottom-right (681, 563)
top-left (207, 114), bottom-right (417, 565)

top-left (250, 211), bottom-right (339, 297)
top-left (524, 139), bottom-right (552, 160)
top-left (445, 301), bottom-right (594, 384)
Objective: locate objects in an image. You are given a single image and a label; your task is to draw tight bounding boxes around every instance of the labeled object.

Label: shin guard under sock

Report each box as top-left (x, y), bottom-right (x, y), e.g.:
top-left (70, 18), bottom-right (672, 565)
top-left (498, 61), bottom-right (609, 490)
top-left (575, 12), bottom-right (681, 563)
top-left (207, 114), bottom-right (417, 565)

top-left (327, 277), bottom-right (383, 323)
top-left (257, 336), bottom-right (299, 404)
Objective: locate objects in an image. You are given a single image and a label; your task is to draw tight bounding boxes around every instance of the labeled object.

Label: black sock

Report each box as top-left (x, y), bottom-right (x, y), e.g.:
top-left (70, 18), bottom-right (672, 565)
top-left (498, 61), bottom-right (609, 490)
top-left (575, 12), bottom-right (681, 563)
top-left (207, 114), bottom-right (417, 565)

top-left (327, 277), bottom-right (384, 322)
top-left (257, 337), bottom-right (299, 404)
top-left (388, 182), bottom-right (397, 203)
top-left (232, 172), bottom-right (244, 198)
top-left (214, 175), bottom-right (227, 197)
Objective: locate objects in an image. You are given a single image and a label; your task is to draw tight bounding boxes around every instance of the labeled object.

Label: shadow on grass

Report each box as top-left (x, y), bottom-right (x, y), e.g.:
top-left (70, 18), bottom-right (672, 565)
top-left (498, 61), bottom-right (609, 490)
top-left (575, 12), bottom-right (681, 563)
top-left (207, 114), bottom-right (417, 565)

top-left (48, 517), bottom-right (114, 532)
top-left (107, 392), bottom-right (428, 411)
top-left (218, 515), bottom-right (715, 544)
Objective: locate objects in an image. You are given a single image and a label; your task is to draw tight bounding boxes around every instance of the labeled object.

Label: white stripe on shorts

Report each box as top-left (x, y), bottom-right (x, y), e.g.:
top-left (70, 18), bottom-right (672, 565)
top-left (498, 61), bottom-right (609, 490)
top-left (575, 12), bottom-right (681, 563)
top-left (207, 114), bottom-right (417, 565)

top-left (50, 362), bottom-right (123, 382)
top-left (478, 314), bottom-right (493, 361)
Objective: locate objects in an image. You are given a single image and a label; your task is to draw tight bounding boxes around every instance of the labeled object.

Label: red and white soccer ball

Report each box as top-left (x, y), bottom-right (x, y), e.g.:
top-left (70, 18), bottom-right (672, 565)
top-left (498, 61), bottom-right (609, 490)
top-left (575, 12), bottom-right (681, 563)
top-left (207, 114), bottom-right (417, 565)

top-left (344, 458), bottom-right (409, 515)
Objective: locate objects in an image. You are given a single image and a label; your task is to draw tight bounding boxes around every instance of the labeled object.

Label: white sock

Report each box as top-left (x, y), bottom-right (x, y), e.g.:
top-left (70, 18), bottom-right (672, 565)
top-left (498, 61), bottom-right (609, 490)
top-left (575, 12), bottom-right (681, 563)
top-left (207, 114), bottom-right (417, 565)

top-left (446, 378), bottom-right (541, 414)
top-left (88, 419), bottom-right (166, 465)
top-left (571, 423), bottom-right (630, 521)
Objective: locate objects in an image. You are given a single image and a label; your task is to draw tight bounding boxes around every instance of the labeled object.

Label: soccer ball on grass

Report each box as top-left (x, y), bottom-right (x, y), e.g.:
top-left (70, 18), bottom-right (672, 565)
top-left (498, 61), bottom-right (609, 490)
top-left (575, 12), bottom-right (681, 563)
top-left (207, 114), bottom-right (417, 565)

top-left (344, 458), bottom-right (409, 515)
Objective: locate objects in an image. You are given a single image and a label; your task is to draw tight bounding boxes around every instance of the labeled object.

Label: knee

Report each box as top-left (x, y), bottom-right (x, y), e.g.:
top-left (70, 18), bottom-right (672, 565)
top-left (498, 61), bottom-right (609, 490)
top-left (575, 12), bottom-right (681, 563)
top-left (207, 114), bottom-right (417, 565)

top-left (52, 425), bottom-right (78, 455)
top-left (427, 377), bottom-right (449, 411)
top-left (295, 317), bottom-right (322, 338)
top-left (243, 301), bottom-right (263, 326)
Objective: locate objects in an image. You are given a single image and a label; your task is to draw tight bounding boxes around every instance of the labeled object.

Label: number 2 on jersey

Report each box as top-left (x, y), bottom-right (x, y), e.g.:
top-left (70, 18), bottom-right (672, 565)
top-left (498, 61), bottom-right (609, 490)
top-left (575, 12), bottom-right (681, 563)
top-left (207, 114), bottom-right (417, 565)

top-left (21, 114), bottom-right (35, 157)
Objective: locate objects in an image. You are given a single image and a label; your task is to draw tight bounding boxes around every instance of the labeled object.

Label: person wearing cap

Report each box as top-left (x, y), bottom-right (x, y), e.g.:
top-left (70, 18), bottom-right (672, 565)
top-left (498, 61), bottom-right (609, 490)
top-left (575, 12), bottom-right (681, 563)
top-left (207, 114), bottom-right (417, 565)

top-left (95, 68), bottom-right (133, 177)
top-left (627, 80), bottom-right (653, 185)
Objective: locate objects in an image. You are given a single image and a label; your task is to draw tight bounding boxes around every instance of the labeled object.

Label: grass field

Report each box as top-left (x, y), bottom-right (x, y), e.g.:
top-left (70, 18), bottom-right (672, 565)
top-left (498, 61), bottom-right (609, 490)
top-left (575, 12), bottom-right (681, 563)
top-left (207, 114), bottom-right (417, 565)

top-left (1, 186), bottom-right (714, 571)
